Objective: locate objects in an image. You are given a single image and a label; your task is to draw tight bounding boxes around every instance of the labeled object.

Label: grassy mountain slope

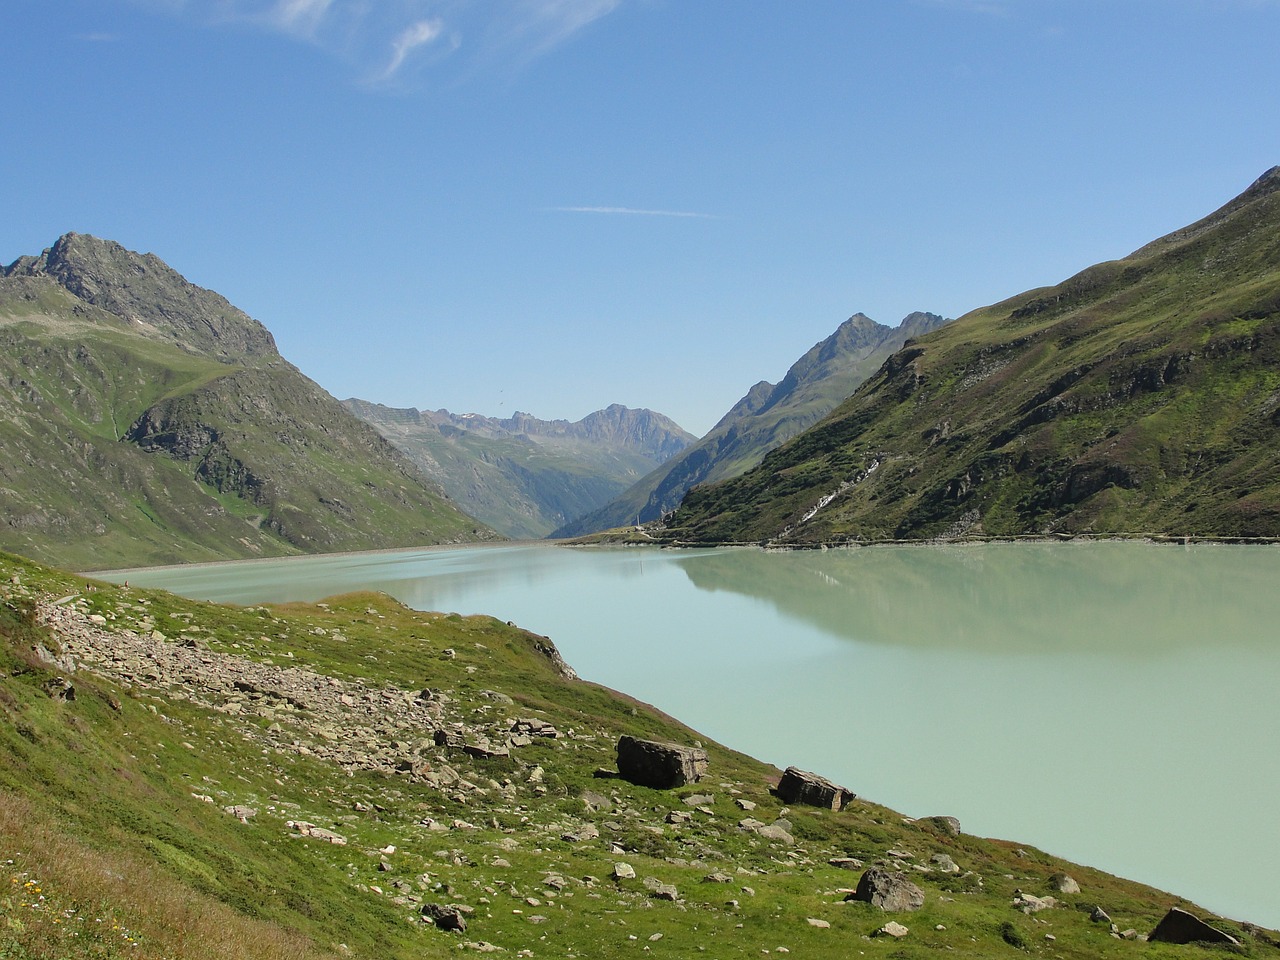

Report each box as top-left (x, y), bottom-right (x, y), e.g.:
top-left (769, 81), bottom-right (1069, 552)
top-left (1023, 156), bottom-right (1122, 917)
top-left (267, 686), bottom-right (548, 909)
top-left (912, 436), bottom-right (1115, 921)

top-left (666, 168), bottom-right (1280, 545)
top-left (4, 549), bottom-right (1272, 959)
top-left (345, 400), bottom-right (695, 539)
top-left (0, 235), bottom-right (495, 569)
top-left (555, 312), bottom-right (949, 537)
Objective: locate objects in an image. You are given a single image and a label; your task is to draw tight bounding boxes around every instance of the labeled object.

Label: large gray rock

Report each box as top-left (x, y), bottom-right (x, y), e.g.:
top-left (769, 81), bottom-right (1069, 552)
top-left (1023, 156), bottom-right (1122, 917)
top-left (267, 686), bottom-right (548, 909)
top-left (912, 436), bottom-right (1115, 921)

top-left (1148, 907), bottom-right (1239, 945)
top-left (845, 868), bottom-right (926, 912)
top-left (1048, 872), bottom-right (1080, 894)
top-left (421, 903), bottom-right (468, 932)
top-left (615, 735), bottom-right (708, 789)
top-left (775, 766), bottom-right (855, 810)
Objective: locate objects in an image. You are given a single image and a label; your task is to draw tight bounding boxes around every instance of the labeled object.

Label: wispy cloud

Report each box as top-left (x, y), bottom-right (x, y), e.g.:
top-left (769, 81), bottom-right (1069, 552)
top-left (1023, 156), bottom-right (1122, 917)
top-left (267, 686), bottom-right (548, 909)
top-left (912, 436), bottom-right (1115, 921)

top-left (145, 1), bottom-right (623, 87)
top-left (374, 18), bottom-right (445, 81)
top-left (506, 0), bottom-right (620, 56)
top-left (269, 0), bottom-right (334, 37)
top-left (551, 206), bottom-right (718, 219)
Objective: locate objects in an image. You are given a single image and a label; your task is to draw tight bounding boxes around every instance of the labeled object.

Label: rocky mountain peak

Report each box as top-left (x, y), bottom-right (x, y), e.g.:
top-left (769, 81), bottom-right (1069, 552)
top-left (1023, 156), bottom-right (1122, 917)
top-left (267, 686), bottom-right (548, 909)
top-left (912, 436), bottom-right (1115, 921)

top-left (4, 232), bottom-right (278, 360)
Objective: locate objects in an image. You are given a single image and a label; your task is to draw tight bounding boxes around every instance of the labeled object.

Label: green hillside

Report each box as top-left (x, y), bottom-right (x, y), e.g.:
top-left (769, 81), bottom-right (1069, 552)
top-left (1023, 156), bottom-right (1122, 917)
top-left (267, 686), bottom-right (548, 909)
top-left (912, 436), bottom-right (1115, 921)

top-left (3, 549), bottom-right (1271, 959)
top-left (555, 312), bottom-right (949, 538)
top-left (665, 168), bottom-right (1280, 545)
top-left (0, 235), bottom-right (496, 569)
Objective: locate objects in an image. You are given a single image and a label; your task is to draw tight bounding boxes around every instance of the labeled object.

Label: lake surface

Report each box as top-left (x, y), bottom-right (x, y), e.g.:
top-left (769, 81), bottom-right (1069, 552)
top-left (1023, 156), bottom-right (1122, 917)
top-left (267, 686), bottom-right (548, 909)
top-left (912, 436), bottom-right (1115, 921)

top-left (100, 541), bottom-right (1280, 929)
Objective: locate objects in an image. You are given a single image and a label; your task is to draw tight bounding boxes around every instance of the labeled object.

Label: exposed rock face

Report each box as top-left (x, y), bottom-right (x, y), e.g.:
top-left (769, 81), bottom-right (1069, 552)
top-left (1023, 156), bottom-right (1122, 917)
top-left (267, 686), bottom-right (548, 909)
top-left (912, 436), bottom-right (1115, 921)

top-left (775, 765), bottom-right (855, 810)
top-left (1148, 907), bottom-right (1239, 945)
top-left (615, 735), bottom-right (708, 789)
top-left (846, 868), bottom-right (926, 912)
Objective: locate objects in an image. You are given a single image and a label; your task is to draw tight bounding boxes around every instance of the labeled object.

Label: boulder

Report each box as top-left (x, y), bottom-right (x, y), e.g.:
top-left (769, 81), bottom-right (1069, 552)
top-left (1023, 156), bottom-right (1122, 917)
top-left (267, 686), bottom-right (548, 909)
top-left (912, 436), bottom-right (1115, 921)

top-left (876, 921), bottom-right (910, 938)
top-left (775, 766), bottom-right (855, 810)
top-left (918, 815), bottom-right (961, 836)
top-left (421, 903), bottom-right (468, 932)
top-left (612, 862), bottom-right (636, 881)
top-left (846, 868), bottom-right (925, 912)
top-left (1149, 907), bottom-right (1239, 945)
top-left (615, 735), bottom-right (708, 789)
top-left (1048, 872), bottom-right (1080, 894)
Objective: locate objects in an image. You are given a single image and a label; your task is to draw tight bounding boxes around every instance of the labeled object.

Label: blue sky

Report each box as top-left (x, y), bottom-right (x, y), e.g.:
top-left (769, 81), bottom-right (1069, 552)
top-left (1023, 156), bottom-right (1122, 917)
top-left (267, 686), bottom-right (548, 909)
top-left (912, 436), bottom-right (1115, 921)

top-left (4, 0), bottom-right (1280, 436)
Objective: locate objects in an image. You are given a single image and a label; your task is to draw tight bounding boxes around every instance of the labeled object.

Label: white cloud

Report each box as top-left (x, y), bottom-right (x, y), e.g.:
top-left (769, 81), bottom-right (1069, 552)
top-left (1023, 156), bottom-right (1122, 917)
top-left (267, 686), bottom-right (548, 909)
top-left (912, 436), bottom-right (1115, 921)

top-left (374, 18), bottom-right (445, 81)
top-left (269, 0), bottom-right (334, 37)
top-left (140, 0), bottom-right (625, 88)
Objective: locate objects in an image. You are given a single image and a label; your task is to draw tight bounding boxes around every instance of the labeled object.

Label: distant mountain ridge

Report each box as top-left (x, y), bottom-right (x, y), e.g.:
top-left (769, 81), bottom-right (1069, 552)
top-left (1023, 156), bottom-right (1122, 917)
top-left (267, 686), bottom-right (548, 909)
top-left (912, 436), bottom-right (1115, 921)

top-left (554, 310), bottom-right (950, 536)
top-left (665, 167), bottom-right (1280, 544)
top-left (0, 233), bottom-right (495, 568)
top-left (344, 399), bottom-right (695, 539)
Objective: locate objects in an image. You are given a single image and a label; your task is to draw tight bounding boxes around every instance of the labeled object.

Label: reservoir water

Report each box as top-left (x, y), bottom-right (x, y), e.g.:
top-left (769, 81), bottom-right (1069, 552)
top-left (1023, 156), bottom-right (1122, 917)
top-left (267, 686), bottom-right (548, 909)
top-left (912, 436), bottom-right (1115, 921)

top-left (100, 541), bottom-right (1280, 929)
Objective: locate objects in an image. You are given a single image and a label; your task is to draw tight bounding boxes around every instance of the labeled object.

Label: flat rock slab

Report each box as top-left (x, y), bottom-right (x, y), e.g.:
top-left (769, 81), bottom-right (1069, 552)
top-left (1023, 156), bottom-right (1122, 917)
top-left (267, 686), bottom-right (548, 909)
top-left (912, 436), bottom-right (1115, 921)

top-left (616, 735), bottom-right (708, 789)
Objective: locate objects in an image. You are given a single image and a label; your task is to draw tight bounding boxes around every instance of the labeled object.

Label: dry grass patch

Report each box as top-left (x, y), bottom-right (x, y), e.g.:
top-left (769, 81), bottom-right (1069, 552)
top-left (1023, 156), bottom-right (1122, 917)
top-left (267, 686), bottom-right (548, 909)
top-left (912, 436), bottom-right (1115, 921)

top-left (0, 791), bottom-right (334, 960)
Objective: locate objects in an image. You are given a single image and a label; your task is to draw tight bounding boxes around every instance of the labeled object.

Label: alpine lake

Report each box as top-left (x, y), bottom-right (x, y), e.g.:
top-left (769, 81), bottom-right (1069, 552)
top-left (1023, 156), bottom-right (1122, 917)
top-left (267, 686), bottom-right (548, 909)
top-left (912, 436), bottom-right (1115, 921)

top-left (98, 540), bottom-right (1280, 930)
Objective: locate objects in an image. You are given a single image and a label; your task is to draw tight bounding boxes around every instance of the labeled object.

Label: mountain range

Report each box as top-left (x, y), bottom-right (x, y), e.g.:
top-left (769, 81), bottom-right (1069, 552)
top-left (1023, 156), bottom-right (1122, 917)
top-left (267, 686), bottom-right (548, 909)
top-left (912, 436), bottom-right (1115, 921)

top-left (343, 400), bottom-right (695, 539)
top-left (665, 167), bottom-right (1280, 544)
top-left (0, 233), bottom-right (496, 569)
top-left (553, 311), bottom-right (950, 537)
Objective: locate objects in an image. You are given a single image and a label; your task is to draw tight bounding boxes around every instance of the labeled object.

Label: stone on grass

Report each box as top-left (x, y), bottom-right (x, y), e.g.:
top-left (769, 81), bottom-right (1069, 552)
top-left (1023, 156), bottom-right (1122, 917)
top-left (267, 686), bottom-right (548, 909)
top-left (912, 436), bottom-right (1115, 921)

top-left (1048, 872), bottom-right (1080, 894)
top-left (616, 735), bottom-right (708, 789)
top-left (1148, 907), bottom-right (1239, 945)
top-left (846, 868), bottom-right (925, 912)
top-left (918, 815), bottom-right (961, 836)
top-left (876, 921), bottom-right (910, 938)
top-left (829, 857), bottom-right (863, 871)
top-left (775, 766), bottom-right (855, 811)
top-left (422, 903), bottom-right (467, 932)
top-left (612, 862), bottom-right (636, 880)
top-left (1012, 892), bottom-right (1057, 914)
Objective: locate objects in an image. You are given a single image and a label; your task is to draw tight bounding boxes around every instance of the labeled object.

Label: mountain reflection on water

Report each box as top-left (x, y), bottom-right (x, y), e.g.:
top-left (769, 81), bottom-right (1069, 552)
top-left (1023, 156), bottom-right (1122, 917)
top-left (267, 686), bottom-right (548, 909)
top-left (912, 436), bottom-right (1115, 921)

top-left (674, 541), bottom-right (1276, 656)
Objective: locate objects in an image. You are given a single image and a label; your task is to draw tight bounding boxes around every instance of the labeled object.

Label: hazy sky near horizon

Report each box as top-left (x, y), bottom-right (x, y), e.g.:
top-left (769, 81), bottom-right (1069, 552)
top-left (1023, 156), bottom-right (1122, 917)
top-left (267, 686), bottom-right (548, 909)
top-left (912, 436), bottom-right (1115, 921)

top-left (4, 1), bottom-right (1280, 436)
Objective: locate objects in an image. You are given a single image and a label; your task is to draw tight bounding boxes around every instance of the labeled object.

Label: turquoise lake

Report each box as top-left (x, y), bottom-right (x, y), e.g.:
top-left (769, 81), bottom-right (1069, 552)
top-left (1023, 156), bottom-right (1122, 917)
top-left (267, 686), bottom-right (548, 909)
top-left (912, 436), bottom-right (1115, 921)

top-left (99, 540), bottom-right (1280, 929)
